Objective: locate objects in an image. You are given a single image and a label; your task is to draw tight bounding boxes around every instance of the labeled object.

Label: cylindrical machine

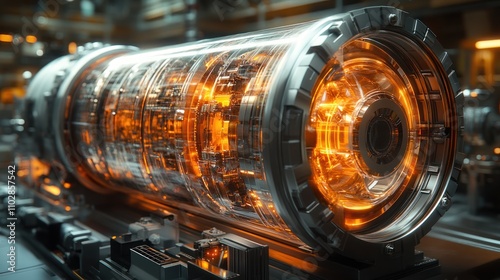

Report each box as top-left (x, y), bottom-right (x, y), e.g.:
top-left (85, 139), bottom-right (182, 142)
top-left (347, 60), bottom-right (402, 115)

top-left (20, 6), bottom-right (463, 259)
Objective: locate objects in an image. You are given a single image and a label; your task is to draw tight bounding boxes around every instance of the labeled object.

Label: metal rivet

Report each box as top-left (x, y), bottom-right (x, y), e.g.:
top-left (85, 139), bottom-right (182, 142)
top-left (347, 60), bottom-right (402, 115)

top-left (388, 13), bottom-right (398, 25)
top-left (441, 196), bottom-right (450, 209)
top-left (385, 243), bottom-right (395, 255)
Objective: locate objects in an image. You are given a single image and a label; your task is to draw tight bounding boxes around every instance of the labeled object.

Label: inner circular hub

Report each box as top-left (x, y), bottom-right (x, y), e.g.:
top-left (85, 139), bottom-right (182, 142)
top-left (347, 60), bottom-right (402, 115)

top-left (368, 116), bottom-right (393, 156)
top-left (356, 97), bottom-right (408, 176)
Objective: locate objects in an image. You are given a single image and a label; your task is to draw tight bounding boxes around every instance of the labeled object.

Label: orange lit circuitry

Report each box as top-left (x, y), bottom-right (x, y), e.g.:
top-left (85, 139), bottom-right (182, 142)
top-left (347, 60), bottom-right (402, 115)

top-left (15, 156), bottom-right (51, 187)
top-left (190, 52), bottom-right (261, 215)
top-left (308, 38), bottom-right (421, 231)
top-left (203, 246), bottom-right (227, 266)
top-left (189, 51), bottom-right (285, 226)
top-left (65, 28), bottom-right (306, 239)
top-left (180, 48), bottom-right (298, 232)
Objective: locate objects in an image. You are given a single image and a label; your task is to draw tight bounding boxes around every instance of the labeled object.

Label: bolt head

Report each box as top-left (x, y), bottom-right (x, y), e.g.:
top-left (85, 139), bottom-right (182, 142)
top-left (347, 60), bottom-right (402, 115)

top-left (388, 13), bottom-right (398, 25)
top-left (385, 243), bottom-right (395, 255)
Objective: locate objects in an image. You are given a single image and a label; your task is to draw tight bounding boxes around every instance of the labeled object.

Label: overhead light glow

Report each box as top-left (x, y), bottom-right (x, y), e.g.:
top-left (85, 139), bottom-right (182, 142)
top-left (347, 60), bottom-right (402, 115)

top-left (475, 39), bottom-right (500, 49)
top-left (0, 34), bottom-right (13, 43)
top-left (26, 35), bottom-right (37, 43)
top-left (22, 71), bottom-right (33, 79)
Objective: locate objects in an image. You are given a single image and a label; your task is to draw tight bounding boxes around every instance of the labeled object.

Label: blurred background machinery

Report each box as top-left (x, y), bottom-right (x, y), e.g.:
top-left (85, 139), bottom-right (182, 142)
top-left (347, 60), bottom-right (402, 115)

top-left (462, 87), bottom-right (500, 215)
top-left (1, 0), bottom-right (500, 279)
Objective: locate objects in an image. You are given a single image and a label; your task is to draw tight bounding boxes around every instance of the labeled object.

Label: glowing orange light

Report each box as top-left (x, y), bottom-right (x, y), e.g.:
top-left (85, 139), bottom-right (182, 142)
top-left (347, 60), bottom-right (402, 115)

top-left (65, 206), bottom-right (71, 211)
top-left (494, 147), bottom-right (500, 155)
top-left (309, 38), bottom-right (419, 230)
top-left (475, 39), bottom-right (500, 49)
top-left (63, 182), bottom-right (71, 189)
top-left (214, 94), bottom-right (231, 107)
top-left (471, 91), bottom-right (478, 98)
top-left (42, 184), bottom-right (61, 196)
top-left (29, 157), bottom-right (51, 182)
top-left (25, 35), bottom-right (37, 43)
top-left (201, 260), bottom-right (210, 270)
top-left (0, 34), bottom-right (13, 43)
top-left (68, 42), bottom-right (77, 54)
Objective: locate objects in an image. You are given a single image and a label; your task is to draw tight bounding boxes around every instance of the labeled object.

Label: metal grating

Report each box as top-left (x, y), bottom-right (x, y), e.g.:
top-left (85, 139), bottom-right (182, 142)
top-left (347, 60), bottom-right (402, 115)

top-left (130, 245), bottom-right (172, 265)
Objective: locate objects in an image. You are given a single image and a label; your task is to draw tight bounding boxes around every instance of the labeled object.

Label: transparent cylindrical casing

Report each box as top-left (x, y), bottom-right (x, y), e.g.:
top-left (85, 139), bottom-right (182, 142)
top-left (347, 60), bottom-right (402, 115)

top-left (23, 6), bottom-right (463, 257)
top-left (65, 24), bottom-right (313, 235)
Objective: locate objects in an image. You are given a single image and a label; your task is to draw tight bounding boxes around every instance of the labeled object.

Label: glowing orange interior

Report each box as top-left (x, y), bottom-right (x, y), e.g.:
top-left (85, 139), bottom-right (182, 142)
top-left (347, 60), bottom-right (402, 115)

top-left (308, 38), bottom-right (420, 231)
